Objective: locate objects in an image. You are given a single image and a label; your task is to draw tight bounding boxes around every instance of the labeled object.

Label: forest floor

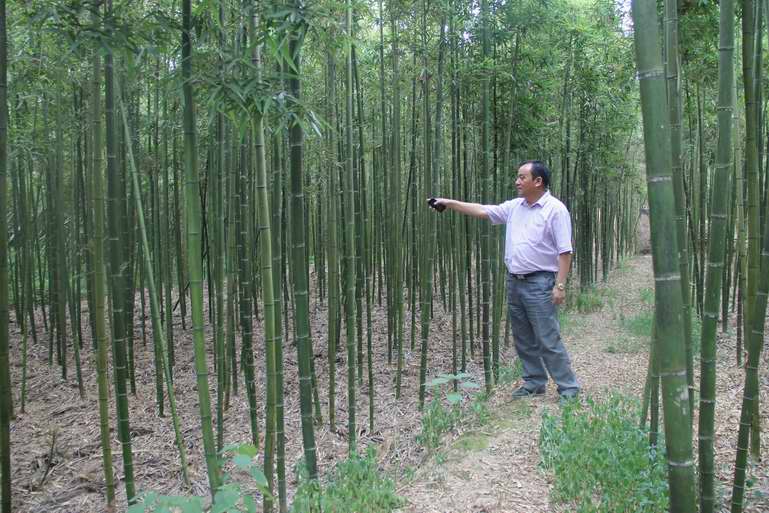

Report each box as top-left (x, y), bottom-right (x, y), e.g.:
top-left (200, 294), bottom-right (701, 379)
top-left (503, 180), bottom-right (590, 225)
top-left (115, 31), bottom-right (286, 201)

top-left (396, 254), bottom-right (769, 513)
top-left (5, 254), bottom-right (769, 513)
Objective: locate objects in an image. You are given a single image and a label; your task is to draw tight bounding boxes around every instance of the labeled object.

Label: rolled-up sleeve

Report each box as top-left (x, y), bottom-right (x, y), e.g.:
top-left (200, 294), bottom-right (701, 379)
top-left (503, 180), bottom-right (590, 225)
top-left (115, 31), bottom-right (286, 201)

top-left (484, 201), bottom-right (514, 225)
top-left (551, 205), bottom-right (573, 254)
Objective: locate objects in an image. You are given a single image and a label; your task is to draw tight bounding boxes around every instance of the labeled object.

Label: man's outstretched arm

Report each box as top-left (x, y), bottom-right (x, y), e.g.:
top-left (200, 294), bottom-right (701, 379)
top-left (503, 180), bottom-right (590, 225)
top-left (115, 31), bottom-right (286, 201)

top-left (430, 198), bottom-right (489, 219)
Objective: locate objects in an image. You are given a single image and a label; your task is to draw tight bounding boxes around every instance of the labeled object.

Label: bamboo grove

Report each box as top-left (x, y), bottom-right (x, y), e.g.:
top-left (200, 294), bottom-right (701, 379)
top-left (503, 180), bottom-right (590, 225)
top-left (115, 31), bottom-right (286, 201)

top-left (633, 1), bottom-right (769, 512)
top-left (0, 0), bottom-right (763, 512)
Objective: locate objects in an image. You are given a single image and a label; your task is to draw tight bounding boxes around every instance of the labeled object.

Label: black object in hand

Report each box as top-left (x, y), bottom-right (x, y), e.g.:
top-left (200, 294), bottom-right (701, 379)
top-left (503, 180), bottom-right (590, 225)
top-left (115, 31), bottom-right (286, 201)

top-left (427, 198), bottom-right (446, 212)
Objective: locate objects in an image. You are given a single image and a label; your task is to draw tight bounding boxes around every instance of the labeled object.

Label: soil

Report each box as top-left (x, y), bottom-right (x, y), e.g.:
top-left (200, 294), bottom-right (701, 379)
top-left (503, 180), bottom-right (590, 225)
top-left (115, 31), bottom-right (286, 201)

top-left (4, 254), bottom-right (769, 513)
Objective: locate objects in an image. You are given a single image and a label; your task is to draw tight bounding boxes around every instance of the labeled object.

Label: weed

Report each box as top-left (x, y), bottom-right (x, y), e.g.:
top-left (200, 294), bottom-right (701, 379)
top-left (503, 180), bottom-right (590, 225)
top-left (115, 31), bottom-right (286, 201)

top-left (622, 310), bottom-right (654, 339)
top-left (497, 360), bottom-right (523, 386)
top-left (417, 397), bottom-right (460, 450)
top-left (539, 394), bottom-right (669, 513)
top-left (291, 447), bottom-right (403, 513)
top-left (640, 287), bottom-right (654, 306)
top-left (453, 433), bottom-right (490, 452)
top-left (417, 372), bottom-right (490, 449)
top-left (574, 287), bottom-right (604, 313)
top-left (128, 443), bottom-right (270, 513)
top-left (469, 392), bottom-right (491, 425)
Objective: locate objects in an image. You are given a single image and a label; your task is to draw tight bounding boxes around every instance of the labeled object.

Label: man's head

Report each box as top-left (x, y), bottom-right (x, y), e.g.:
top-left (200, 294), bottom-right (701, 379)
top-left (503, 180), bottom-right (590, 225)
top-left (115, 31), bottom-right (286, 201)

top-left (516, 160), bottom-right (550, 199)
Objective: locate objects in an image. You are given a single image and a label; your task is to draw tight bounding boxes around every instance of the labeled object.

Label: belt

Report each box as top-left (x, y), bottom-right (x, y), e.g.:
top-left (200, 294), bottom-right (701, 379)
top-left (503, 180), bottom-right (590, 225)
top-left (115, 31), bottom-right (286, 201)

top-left (509, 271), bottom-right (551, 280)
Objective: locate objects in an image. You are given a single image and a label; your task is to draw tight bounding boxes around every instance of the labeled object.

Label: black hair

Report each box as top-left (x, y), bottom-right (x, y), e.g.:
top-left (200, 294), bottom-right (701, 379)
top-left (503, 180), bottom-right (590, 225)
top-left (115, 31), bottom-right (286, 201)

top-left (518, 160), bottom-right (550, 189)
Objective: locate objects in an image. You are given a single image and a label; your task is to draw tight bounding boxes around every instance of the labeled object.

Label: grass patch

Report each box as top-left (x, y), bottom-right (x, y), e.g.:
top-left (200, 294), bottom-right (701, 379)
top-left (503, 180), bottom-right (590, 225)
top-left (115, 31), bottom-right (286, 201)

top-left (558, 308), bottom-right (572, 334)
top-left (640, 287), bottom-right (654, 306)
top-left (573, 287), bottom-right (605, 313)
top-left (621, 310), bottom-right (654, 339)
top-left (497, 360), bottom-right (523, 386)
top-left (500, 400), bottom-right (534, 421)
top-left (539, 394), bottom-right (669, 513)
top-left (128, 444), bottom-right (271, 513)
top-left (291, 447), bottom-right (403, 513)
top-left (453, 432), bottom-right (490, 452)
top-left (417, 398), bottom-right (461, 450)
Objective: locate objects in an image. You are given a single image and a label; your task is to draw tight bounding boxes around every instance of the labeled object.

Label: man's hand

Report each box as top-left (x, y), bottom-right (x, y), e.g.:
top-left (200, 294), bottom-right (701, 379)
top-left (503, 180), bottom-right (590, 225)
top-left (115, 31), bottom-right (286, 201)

top-left (427, 197), bottom-right (447, 212)
top-left (426, 198), bottom-right (489, 219)
top-left (552, 286), bottom-right (566, 305)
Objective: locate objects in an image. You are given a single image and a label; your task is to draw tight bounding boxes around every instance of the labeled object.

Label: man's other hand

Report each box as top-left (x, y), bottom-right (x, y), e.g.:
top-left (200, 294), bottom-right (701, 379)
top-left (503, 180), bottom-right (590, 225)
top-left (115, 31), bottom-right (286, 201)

top-left (552, 286), bottom-right (566, 305)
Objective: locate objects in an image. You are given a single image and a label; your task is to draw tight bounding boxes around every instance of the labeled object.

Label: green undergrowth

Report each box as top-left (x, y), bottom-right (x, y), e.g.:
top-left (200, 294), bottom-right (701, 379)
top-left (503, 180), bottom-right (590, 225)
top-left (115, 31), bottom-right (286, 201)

top-left (539, 394), bottom-right (669, 513)
top-left (127, 444), bottom-right (270, 513)
top-left (291, 446), bottom-right (403, 513)
top-left (417, 363), bottom-right (523, 452)
top-left (612, 285), bottom-right (702, 355)
top-left (570, 285), bottom-right (615, 314)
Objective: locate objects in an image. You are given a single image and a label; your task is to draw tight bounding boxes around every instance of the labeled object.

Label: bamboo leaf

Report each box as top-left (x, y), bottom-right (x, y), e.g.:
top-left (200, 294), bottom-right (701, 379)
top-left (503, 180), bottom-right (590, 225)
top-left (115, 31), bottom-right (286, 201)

top-left (232, 454), bottom-right (252, 469)
top-left (446, 393), bottom-right (463, 404)
top-left (428, 376), bottom-right (451, 387)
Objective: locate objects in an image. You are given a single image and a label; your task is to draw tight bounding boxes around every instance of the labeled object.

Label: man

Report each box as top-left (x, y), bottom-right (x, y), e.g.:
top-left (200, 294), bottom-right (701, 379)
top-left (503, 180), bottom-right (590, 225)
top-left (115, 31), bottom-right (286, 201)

top-left (429, 160), bottom-right (579, 400)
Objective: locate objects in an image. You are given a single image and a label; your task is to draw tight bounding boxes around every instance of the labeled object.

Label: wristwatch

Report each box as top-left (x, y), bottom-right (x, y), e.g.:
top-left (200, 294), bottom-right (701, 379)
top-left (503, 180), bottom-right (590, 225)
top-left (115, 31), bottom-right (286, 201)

top-left (556, 282), bottom-right (566, 291)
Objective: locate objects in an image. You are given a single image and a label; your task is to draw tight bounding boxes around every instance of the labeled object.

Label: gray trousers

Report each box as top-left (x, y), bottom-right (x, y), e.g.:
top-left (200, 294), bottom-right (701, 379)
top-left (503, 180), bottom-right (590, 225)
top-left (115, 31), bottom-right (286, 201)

top-left (506, 272), bottom-right (579, 393)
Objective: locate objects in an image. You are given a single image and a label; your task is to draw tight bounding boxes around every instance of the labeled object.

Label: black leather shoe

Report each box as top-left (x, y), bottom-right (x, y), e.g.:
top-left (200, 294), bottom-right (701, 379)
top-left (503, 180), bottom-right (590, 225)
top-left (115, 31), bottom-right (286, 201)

top-left (511, 385), bottom-right (546, 399)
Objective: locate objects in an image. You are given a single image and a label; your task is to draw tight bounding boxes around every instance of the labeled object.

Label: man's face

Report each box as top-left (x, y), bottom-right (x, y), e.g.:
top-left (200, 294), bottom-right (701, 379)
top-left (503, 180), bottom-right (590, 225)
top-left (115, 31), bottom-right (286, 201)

top-left (515, 164), bottom-right (542, 197)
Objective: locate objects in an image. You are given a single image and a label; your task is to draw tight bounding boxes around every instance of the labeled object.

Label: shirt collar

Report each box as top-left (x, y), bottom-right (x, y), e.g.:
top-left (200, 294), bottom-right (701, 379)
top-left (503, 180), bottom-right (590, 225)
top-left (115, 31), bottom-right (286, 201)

top-left (525, 190), bottom-right (550, 207)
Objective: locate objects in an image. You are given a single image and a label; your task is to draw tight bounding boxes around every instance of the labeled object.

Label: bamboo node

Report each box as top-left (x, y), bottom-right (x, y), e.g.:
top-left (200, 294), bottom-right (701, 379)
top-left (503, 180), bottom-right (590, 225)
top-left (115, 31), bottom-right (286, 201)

top-left (638, 68), bottom-right (664, 80)
top-left (658, 369), bottom-right (687, 378)
top-left (654, 273), bottom-right (679, 282)
top-left (667, 459), bottom-right (694, 468)
top-left (647, 175), bottom-right (672, 183)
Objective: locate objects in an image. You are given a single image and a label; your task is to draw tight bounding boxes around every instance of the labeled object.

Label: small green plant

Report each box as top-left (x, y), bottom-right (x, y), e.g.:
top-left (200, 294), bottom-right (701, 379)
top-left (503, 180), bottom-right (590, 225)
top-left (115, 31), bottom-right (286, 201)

top-left (539, 394), bottom-right (669, 513)
top-left (574, 287), bottom-right (604, 313)
top-left (622, 310), bottom-right (654, 339)
top-left (497, 360), bottom-right (523, 385)
top-left (416, 372), bottom-right (479, 449)
top-left (128, 444), bottom-right (270, 513)
top-left (469, 391), bottom-right (491, 425)
top-left (417, 397), bottom-right (461, 450)
top-left (291, 447), bottom-right (403, 513)
top-left (640, 287), bottom-right (654, 306)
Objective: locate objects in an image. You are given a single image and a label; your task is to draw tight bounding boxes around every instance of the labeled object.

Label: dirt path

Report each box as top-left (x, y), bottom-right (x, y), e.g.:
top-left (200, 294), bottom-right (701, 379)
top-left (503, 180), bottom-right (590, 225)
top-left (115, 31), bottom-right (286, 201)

top-left (396, 254), bottom-right (769, 513)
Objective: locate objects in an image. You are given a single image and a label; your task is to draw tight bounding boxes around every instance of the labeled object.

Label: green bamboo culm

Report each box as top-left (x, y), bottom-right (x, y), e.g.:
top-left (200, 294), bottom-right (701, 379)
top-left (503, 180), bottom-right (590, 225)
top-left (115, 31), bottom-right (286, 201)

top-left (104, 0), bottom-right (135, 499)
top-left (287, 0), bottom-right (319, 478)
top-left (326, 46), bottom-right (340, 431)
top-left (745, 0), bottom-right (763, 463)
top-left (343, 0), bottom-right (358, 453)
top-left (663, 0), bottom-right (694, 414)
top-left (249, 11), bottom-right (281, 510)
top-left (479, 0), bottom-right (493, 394)
top-left (182, 0), bottom-right (221, 495)
top-left (698, 0), bottom-right (734, 510)
top-left (417, 0), bottom-right (435, 411)
top-left (390, 5), bottom-right (405, 400)
top-left (119, 91), bottom-right (191, 486)
top-left (630, 2), bottom-right (697, 512)
top-left (0, 1), bottom-right (12, 510)
top-left (87, 26), bottom-right (116, 506)
top-left (730, 174), bottom-right (769, 513)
